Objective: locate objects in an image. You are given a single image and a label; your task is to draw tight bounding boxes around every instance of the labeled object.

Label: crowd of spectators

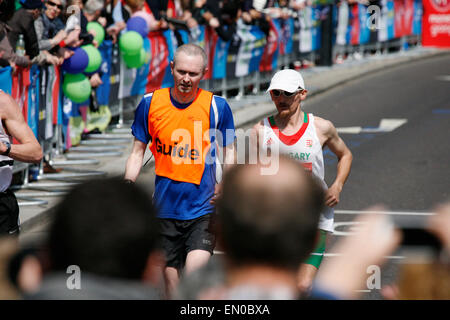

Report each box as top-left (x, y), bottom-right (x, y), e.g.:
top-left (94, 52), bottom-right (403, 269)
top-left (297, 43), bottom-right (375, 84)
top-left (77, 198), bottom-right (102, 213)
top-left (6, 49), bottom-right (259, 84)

top-left (0, 0), bottom-right (347, 73)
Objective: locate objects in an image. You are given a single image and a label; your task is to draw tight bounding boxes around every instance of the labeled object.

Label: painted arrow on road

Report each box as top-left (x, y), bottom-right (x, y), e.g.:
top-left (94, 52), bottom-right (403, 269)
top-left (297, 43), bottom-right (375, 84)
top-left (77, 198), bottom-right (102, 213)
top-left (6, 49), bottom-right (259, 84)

top-left (337, 118), bottom-right (408, 134)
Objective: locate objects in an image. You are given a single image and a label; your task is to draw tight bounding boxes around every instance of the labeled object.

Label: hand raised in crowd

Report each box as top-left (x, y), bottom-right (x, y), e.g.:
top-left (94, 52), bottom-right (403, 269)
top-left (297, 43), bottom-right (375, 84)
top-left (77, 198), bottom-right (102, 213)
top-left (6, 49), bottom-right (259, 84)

top-left (428, 202), bottom-right (450, 253)
top-left (242, 11), bottom-right (252, 23)
top-left (89, 73), bottom-right (103, 88)
top-left (209, 17), bottom-right (220, 29)
top-left (65, 28), bottom-right (83, 47)
top-left (57, 47), bottom-right (74, 60)
top-left (97, 17), bottom-right (107, 27)
top-left (42, 51), bottom-right (62, 66)
top-left (186, 17), bottom-right (198, 29)
top-left (195, 0), bottom-right (207, 8)
top-left (315, 208), bottom-right (402, 299)
top-left (52, 30), bottom-right (67, 47)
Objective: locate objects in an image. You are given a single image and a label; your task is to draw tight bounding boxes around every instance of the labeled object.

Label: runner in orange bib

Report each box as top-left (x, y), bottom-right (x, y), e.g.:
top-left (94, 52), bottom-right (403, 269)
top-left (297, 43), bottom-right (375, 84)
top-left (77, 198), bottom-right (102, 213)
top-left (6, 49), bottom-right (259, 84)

top-left (124, 44), bottom-right (235, 298)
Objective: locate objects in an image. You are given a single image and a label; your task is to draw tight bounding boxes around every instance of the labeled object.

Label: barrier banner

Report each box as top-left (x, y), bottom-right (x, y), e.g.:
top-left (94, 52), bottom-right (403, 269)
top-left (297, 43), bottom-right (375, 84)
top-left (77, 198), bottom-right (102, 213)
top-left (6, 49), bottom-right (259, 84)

top-left (260, 19), bottom-right (280, 71)
top-left (235, 20), bottom-right (266, 77)
top-left (299, 5), bottom-right (313, 52)
top-left (226, 32), bottom-right (240, 78)
top-left (108, 44), bottom-right (120, 105)
top-left (27, 65), bottom-right (40, 139)
top-left (145, 30), bottom-right (170, 92)
top-left (212, 33), bottom-right (230, 79)
top-left (422, 0), bottom-right (450, 47)
top-left (404, 0), bottom-right (415, 35)
top-left (312, 5), bottom-right (322, 50)
top-left (38, 66), bottom-right (54, 141)
top-left (131, 37), bottom-right (152, 95)
top-left (291, 15), bottom-right (301, 53)
top-left (0, 67), bottom-right (12, 94)
top-left (386, 0), bottom-right (396, 39)
top-left (336, 0), bottom-right (349, 45)
top-left (394, 0), bottom-right (406, 37)
top-left (350, 3), bottom-right (360, 45)
top-left (96, 40), bottom-right (113, 106)
top-left (11, 67), bottom-right (30, 122)
top-left (283, 17), bottom-right (295, 55)
top-left (413, 0), bottom-right (423, 35)
top-left (161, 29), bottom-right (177, 88)
top-left (359, 4), bottom-right (371, 44)
top-left (52, 66), bottom-right (62, 126)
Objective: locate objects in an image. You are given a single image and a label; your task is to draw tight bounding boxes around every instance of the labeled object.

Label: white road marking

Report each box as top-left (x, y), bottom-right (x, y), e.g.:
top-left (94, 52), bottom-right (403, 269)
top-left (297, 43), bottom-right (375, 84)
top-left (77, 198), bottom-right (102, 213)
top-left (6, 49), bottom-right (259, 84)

top-left (436, 75), bottom-right (450, 81)
top-left (335, 209), bottom-right (435, 216)
top-left (337, 118), bottom-right (408, 134)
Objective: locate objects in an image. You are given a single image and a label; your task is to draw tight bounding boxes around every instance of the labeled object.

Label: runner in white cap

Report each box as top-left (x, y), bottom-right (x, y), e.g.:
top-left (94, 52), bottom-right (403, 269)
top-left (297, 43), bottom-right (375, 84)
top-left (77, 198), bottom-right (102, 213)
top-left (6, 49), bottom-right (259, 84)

top-left (251, 69), bottom-right (353, 296)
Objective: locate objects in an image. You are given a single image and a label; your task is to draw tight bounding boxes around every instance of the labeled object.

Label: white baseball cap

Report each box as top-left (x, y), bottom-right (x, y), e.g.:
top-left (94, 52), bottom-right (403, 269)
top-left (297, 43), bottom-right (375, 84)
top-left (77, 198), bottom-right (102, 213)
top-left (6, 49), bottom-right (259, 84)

top-left (266, 69), bottom-right (305, 93)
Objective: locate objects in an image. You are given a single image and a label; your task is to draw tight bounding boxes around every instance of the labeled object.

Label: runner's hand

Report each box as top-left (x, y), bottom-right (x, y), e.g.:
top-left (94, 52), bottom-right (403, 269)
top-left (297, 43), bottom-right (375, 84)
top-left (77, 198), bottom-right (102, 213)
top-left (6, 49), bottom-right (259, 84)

top-left (325, 183), bottom-right (342, 207)
top-left (210, 183), bottom-right (222, 205)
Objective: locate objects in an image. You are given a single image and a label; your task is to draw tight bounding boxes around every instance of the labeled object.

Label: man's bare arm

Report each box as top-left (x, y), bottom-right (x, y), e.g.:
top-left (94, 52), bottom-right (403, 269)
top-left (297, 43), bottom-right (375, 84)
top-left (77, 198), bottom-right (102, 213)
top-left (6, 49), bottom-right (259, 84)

top-left (0, 93), bottom-right (42, 163)
top-left (124, 138), bottom-right (147, 182)
top-left (316, 117), bottom-right (353, 207)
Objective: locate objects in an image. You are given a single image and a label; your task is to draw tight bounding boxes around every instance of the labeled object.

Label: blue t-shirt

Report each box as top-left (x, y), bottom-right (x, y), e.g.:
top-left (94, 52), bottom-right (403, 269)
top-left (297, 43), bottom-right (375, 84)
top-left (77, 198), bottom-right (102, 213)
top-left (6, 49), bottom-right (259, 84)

top-left (132, 91), bottom-right (235, 220)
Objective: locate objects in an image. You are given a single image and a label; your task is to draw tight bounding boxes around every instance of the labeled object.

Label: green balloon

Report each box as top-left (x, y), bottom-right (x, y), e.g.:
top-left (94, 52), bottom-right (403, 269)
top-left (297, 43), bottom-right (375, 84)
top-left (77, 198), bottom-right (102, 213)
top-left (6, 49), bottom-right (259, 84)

top-left (123, 50), bottom-right (143, 69)
top-left (82, 44), bottom-right (102, 73)
top-left (119, 31), bottom-right (143, 56)
top-left (140, 48), bottom-right (149, 65)
top-left (87, 21), bottom-right (105, 45)
top-left (63, 73), bottom-right (92, 103)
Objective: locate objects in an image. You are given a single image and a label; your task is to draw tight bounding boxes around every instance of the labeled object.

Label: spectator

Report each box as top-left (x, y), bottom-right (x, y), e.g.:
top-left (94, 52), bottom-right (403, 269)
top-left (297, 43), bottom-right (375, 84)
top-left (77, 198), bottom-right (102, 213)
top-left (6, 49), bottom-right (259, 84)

top-left (0, 0), bottom-right (31, 67)
top-left (0, 22), bottom-right (31, 67)
top-left (84, 0), bottom-right (104, 23)
top-left (26, 177), bottom-right (165, 299)
top-left (64, 0), bottom-right (94, 45)
top-left (7, 0), bottom-right (57, 65)
top-left (213, 156), bottom-right (325, 299)
top-left (99, 0), bottom-right (126, 43)
top-left (34, 0), bottom-right (66, 53)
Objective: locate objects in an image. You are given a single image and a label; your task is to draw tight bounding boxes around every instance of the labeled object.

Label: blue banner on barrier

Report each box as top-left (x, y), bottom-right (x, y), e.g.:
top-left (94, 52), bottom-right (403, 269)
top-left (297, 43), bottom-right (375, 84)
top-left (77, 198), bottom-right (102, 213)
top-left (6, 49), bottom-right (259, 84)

top-left (387, 0), bottom-right (395, 40)
top-left (359, 4), bottom-right (371, 44)
top-left (212, 33), bottom-right (231, 79)
top-left (131, 37), bottom-right (151, 96)
top-left (28, 65), bottom-right (40, 139)
top-left (161, 29), bottom-right (177, 89)
top-left (312, 6), bottom-right (322, 50)
top-left (0, 67), bottom-right (12, 94)
top-left (413, 0), bottom-right (422, 35)
top-left (96, 40), bottom-right (113, 105)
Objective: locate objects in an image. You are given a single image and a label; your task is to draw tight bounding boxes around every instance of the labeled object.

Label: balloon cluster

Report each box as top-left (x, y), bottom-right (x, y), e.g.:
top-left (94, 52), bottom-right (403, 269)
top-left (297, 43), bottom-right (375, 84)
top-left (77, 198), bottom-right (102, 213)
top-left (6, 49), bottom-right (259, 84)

top-left (61, 22), bottom-right (105, 103)
top-left (120, 14), bottom-right (151, 69)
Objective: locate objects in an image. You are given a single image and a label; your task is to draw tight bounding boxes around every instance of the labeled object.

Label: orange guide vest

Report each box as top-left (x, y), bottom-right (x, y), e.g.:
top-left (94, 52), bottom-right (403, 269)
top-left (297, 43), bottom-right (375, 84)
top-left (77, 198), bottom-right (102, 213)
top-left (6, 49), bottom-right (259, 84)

top-left (148, 88), bottom-right (213, 185)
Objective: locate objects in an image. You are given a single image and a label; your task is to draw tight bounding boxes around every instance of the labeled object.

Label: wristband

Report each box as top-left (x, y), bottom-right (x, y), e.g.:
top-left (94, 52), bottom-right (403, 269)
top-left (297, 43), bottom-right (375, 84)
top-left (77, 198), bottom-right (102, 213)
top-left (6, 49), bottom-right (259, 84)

top-left (123, 179), bottom-right (134, 184)
top-left (59, 40), bottom-right (66, 47)
top-left (2, 141), bottom-right (11, 156)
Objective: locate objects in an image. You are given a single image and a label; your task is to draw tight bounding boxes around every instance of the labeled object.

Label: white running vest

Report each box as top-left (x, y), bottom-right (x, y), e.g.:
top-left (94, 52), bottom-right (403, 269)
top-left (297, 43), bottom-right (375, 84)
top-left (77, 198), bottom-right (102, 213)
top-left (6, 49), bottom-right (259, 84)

top-left (0, 117), bottom-right (13, 192)
top-left (0, 90), bottom-right (13, 192)
top-left (262, 113), bottom-right (334, 232)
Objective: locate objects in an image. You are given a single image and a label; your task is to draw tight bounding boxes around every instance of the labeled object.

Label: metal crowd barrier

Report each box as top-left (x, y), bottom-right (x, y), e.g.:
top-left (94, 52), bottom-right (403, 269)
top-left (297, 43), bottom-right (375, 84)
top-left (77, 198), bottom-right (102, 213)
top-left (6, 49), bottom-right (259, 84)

top-left (1, 1), bottom-right (422, 206)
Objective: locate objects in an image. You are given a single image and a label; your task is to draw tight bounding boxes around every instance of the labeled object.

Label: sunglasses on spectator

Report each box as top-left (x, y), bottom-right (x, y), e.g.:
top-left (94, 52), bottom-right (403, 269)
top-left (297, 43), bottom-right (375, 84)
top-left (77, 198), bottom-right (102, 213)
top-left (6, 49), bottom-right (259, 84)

top-left (47, 1), bottom-right (63, 9)
top-left (271, 89), bottom-right (303, 97)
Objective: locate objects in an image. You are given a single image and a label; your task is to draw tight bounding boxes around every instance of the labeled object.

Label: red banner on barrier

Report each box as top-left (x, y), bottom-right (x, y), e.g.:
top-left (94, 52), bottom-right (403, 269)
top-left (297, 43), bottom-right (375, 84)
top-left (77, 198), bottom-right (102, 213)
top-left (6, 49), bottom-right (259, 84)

top-left (395, 0), bottom-right (406, 37)
top-left (145, 31), bottom-right (169, 93)
top-left (350, 4), bottom-right (360, 45)
top-left (422, 0), bottom-right (450, 47)
top-left (404, 0), bottom-right (415, 35)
